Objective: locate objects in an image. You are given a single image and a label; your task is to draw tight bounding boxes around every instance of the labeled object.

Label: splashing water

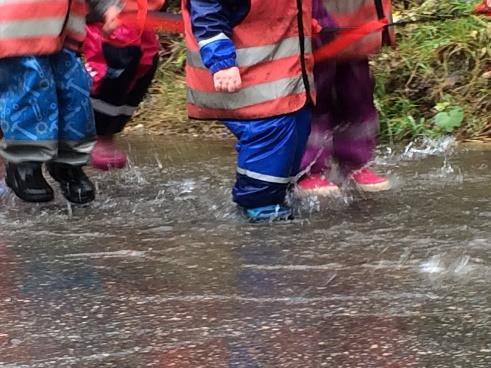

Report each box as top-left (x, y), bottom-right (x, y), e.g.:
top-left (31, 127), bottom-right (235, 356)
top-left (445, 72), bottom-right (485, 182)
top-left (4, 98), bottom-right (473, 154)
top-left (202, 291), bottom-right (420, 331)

top-left (0, 136), bottom-right (490, 367)
top-left (400, 136), bottom-right (457, 160)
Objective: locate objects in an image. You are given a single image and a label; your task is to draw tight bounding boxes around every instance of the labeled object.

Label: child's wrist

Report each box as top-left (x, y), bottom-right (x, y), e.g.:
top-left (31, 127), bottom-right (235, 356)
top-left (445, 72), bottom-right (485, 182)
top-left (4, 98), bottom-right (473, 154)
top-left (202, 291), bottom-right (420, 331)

top-left (210, 58), bottom-right (238, 74)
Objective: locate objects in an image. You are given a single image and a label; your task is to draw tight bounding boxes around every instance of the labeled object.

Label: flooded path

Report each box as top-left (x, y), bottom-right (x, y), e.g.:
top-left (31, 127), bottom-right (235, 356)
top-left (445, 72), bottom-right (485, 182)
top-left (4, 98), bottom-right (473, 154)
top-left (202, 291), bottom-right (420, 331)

top-left (0, 137), bottom-right (490, 367)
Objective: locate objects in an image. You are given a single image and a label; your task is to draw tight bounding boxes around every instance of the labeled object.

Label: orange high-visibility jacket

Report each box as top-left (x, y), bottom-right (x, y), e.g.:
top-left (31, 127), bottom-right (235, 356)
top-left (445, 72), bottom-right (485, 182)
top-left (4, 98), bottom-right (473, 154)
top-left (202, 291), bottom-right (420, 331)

top-left (0, 0), bottom-right (117, 58)
top-left (323, 0), bottom-right (395, 60)
top-left (183, 0), bottom-right (315, 120)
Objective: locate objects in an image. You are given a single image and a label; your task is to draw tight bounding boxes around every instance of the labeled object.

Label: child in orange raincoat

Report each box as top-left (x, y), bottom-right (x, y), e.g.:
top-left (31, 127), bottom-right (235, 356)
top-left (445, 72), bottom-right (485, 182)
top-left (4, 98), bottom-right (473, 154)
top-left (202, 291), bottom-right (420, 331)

top-left (0, 1), bottom-right (120, 204)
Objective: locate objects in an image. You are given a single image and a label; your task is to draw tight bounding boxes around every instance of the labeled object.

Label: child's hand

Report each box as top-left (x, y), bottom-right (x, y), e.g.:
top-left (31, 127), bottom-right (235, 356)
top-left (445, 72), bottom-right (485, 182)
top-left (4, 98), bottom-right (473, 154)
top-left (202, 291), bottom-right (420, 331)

top-left (102, 5), bottom-right (121, 35)
top-left (213, 67), bottom-right (242, 93)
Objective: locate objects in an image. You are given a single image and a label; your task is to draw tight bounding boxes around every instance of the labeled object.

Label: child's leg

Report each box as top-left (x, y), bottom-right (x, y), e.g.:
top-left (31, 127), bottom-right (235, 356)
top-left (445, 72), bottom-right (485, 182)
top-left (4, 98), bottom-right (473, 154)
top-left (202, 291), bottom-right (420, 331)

top-left (225, 107), bottom-right (311, 212)
top-left (0, 56), bottom-right (60, 163)
top-left (0, 55), bottom-right (61, 202)
top-left (332, 59), bottom-right (379, 174)
top-left (332, 60), bottom-right (390, 191)
top-left (85, 26), bottom-right (160, 170)
top-left (90, 46), bottom-right (142, 136)
top-left (50, 49), bottom-right (96, 165)
top-left (86, 27), bottom-right (159, 136)
top-left (124, 41), bottom-right (159, 130)
top-left (49, 49), bottom-right (96, 204)
top-left (291, 107), bottom-right (313, 177)
top-left (92, 48), bottom-right (158, 171)
top-left (297, 61), bottom-right (342, 196)
top-left (300, 61), bottom-right (337, 175)
top-left (89, 37), bottom-right (140, 171)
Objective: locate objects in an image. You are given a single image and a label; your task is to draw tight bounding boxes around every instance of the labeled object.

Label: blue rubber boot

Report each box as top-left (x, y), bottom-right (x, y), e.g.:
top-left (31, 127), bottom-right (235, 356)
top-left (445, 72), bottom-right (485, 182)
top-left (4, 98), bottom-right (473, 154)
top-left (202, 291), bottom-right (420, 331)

top-left (244, 204), bottom-right (293, 222)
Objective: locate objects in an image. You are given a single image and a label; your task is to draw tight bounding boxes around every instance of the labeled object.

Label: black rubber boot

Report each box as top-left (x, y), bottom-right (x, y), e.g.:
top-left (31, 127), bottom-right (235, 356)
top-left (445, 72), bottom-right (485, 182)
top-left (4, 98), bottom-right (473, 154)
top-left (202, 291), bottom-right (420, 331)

top-left (5, 162), bottom-right (54, 202)
top-left (47, 163), bottom-right (95, 204)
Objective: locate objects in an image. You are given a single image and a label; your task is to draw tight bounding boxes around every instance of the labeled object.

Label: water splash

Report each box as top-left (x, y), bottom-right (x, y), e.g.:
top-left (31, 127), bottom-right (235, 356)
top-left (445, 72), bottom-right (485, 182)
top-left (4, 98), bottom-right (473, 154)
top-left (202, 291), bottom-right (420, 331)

top-left (419, 253), bottom-right (483, 283)
top-left (420, 255), bottom-right (445, 274)
top-left (400, 136), bottom-right (456, 160)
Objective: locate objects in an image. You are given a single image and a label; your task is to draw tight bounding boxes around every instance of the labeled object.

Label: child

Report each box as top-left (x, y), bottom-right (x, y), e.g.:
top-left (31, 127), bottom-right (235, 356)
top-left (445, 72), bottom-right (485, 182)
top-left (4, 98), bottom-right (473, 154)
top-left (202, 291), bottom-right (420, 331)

top-left (298, 0), bottom-right (391, 195)
top-left (183, 0), bottom-right (315, 221)
top-left (0, 1), bottom-right (120, 203)
top-left (84, 0), bottom-right (165, 170)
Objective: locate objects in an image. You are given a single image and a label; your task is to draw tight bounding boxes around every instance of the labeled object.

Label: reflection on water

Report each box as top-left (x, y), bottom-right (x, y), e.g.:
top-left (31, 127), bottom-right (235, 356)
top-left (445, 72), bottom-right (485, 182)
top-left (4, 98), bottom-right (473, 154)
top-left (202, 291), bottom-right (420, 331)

top-left (0, 137), bottom-right (490, 367)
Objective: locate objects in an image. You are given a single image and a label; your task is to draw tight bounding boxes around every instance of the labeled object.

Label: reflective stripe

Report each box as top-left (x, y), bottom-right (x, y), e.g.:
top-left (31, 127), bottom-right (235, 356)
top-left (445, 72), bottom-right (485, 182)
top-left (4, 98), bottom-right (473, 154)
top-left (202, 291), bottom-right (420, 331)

top-left (237, 167), bottom-right (291, 184)
top-left (188, 36), bottom-right (312, 69)
top-left (0, 140), bottom-right (58, 163)
top-left (0, 18), bottom-right (64, 38)
top-left (66, 14), bottom-right (86, 35)
top-left (92, 99), bottom-right (137, 117)
top-left (0, 0), bottom-right (49, 4)
top-left (55, 139), bottom-right (95, 165)
top-left (198, 32), bottom-right (230, 48)
top-left (0, 139), bottom-right (94, 165)
top-left (188, 76), bottom-right (306, 110)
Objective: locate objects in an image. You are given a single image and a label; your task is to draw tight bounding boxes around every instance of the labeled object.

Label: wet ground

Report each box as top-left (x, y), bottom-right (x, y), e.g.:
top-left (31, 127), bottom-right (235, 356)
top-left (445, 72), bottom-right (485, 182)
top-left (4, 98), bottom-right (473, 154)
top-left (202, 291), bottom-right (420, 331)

top-left (0, 137), bottom-right (490, 367)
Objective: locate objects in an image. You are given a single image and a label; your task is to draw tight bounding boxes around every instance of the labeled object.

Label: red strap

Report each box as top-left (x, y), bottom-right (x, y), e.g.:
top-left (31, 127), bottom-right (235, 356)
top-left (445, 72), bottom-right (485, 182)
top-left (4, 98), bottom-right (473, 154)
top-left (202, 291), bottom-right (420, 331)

top-left (141, 12), bottom-right (185, 33)
top-left (474, 0), bottom-right (491, 15)
top-left (313, 18), bottom-right (389, 63)
top-left (116, 12), bottom-right (183, 32)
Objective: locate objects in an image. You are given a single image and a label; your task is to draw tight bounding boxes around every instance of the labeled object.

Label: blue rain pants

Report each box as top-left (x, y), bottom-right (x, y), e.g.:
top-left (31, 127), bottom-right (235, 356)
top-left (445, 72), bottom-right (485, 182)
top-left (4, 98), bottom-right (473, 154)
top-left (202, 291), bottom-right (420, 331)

top-left (225, 107), bottom-right (311, 209)
top-left (0, 49), bottom-right (96, 165)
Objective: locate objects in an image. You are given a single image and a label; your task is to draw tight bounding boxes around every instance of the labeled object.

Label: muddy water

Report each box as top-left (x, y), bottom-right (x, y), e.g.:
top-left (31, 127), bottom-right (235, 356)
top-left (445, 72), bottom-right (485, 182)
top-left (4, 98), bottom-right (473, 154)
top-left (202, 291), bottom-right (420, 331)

top-left (0, 137), bottom-right (490, 367)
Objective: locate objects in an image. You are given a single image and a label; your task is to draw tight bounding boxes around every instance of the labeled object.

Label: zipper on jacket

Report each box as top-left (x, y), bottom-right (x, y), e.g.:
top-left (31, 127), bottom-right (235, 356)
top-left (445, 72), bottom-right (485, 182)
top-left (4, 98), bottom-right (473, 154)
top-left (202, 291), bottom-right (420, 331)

top-left (295, 0), bottom-right (312, 102)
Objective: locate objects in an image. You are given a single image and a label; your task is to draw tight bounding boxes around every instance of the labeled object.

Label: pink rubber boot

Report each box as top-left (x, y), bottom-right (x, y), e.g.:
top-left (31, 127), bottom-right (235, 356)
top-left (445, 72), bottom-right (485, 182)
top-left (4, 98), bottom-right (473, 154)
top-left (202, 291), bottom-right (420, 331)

top-left (297, 174), bottom-right (340, 196)
top-left (351, 168), bottom-right (391, 192)
top-left (90, 136), bottom-right (128, 171)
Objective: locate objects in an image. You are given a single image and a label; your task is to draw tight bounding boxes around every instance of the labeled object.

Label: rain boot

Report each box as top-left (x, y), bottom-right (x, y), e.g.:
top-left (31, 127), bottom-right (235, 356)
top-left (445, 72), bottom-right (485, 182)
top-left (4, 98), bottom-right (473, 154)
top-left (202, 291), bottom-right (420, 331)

top-left (244, 204), bottom-right (293, 223)
top-left (297, 174), bottom-right (340, 197)
top-left (5, 162), bottom-right (54, 202)
top-left (351, 168), bottom-right (391, 192)
top-left (47, 163), bottom-right (95, 204)
top-left (91, 136), bottom-right (128, 171)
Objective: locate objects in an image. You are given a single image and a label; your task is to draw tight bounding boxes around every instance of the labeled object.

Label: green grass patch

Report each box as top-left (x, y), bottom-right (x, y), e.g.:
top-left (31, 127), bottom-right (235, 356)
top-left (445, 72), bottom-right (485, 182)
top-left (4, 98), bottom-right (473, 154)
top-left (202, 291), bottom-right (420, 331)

top-left (374, 0), bottom-right (490, 143)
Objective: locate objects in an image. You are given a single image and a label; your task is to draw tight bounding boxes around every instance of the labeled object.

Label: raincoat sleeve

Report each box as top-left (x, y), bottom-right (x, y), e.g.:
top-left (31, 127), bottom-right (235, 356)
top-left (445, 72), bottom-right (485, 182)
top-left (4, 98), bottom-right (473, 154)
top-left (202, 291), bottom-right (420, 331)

top-left (188, 0), bottom-right (237, 74)
top-left (87, 0), bottom-right (123, 22)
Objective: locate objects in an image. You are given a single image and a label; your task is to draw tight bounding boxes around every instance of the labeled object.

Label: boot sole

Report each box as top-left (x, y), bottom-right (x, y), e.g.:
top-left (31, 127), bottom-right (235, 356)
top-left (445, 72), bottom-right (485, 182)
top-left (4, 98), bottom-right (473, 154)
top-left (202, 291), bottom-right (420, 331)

top-left (356, 180), bottom-right (392, 193)
top-left (296, 186), bottom-right (342, 198)
top-left (248, 214), bottom-right (294, 223)
top-left (5, 177), bottom-right (54, 202)
top-left (91, 155), bottom-right (128, 171)
top-left (57, 183), bottom-right (95, 204)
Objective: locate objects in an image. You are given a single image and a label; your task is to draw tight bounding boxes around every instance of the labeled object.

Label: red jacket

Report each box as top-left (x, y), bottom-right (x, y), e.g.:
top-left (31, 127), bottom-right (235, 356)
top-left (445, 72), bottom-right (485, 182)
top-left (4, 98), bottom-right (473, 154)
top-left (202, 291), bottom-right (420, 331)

top-left (183, 0), bottom-right (315, 120)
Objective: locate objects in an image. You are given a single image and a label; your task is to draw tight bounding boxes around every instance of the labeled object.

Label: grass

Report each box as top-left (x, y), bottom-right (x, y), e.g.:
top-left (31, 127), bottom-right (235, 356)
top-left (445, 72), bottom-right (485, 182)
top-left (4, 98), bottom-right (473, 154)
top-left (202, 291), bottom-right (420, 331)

top-left (132, 0), bottom-right (490, 142)
top-left (373, 0), bottom-right (490, 143)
